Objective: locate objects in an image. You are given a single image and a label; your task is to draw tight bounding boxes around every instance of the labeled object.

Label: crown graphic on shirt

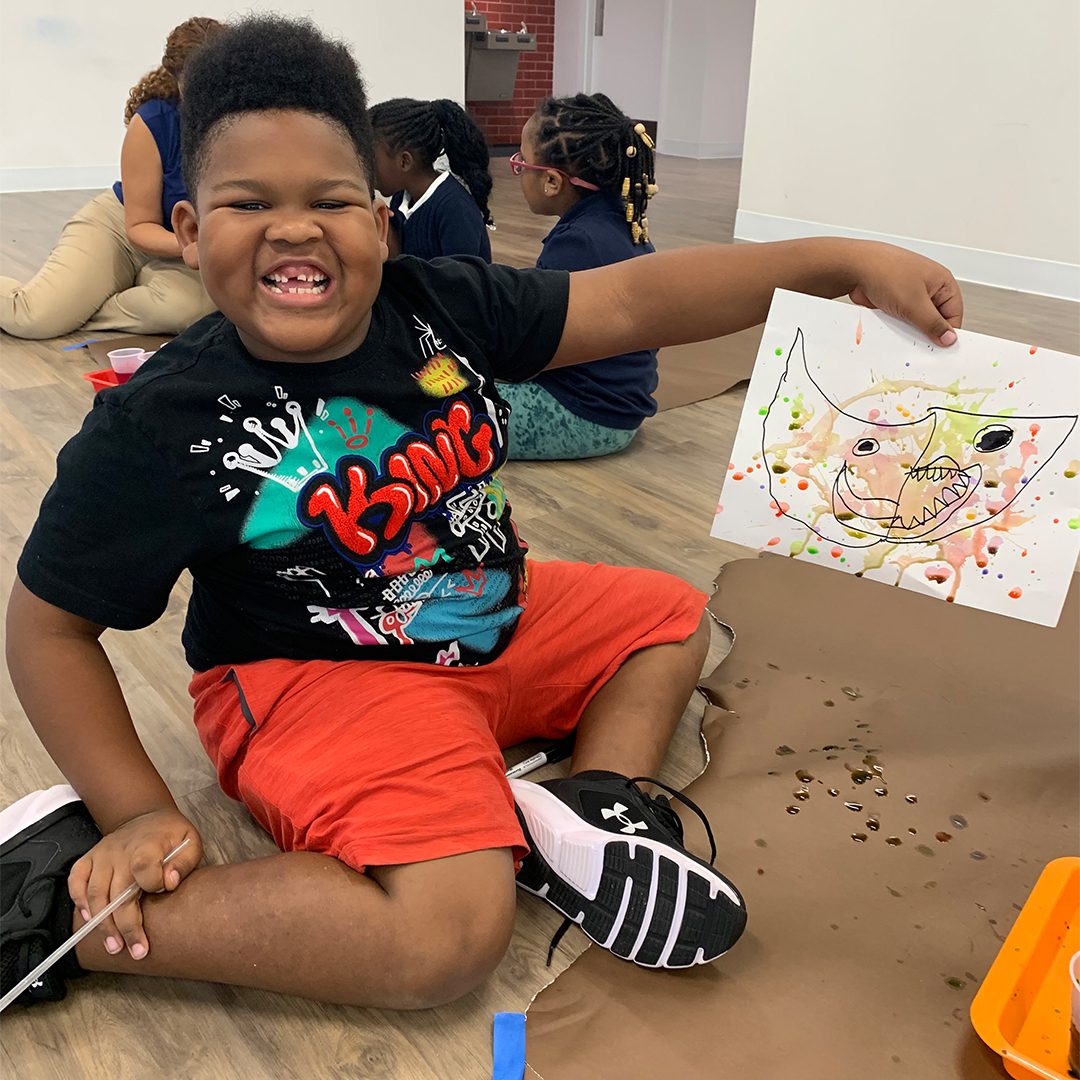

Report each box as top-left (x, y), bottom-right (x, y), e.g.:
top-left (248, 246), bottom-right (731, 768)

top-left (222, 400), bottom-right (328, 492)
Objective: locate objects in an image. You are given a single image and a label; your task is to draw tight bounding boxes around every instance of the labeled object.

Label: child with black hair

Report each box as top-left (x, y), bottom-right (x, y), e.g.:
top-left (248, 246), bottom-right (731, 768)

top-left (506, 92), bottom-right (660, 459)
top-left (370, 97), bottom-right (493, 260)
top-left (1, 15), bottom-right (963, 1011)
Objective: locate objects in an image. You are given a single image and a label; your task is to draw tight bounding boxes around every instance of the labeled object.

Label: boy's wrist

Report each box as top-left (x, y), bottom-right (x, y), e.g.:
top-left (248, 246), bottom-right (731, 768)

top-left (802, 236), bottom-right (871, 298)
top-left (85, 784), bottom-right (179, 835)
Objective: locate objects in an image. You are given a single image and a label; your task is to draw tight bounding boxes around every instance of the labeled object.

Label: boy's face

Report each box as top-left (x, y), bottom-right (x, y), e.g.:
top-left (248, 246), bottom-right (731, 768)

top-left (173, 109), bottom-right (389, 363)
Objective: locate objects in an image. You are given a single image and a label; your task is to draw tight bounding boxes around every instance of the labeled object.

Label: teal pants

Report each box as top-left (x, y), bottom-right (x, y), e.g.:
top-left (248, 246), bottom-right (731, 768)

top-left (501, 382), bottom-right (638, 461)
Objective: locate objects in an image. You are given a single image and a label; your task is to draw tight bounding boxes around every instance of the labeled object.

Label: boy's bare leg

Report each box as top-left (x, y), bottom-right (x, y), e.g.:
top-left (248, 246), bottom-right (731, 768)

top-left (73, 848), bottom-right (515, 1009)
top-left (569, 610), bottom-right (710, 779)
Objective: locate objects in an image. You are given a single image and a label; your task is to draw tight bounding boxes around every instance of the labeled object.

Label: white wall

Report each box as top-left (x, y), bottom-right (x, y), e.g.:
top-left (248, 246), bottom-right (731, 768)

top-left (590, 0), bottom-right (665, 123)
top-left (657, 0), bottom-right (755, 159)
top-left (553, 0), bottom-right (593, 96)
top-left (553, 0), bottom-right (755, 159)
top-left (0, 1), bottom-right (464, 192)
top-left (737, 0), bottom-right (1080, 299)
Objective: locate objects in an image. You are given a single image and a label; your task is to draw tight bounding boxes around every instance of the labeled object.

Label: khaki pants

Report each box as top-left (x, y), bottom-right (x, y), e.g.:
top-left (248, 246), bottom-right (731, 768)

top-left (0, 190), bottom-right (214, 339)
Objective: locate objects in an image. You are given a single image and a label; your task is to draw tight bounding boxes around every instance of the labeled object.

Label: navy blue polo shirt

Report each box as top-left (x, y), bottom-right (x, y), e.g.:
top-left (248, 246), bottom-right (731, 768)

top-left (531, 193), bottom-right (658, 430)
top-left (388, 172), bottom-right (492, 261)
top-left (112, 98), bottom-right (188, 232)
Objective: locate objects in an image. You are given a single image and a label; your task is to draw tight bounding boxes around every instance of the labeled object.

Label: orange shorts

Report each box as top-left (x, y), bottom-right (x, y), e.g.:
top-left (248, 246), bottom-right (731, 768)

top-left (190, 560), bottom-right (707, 872)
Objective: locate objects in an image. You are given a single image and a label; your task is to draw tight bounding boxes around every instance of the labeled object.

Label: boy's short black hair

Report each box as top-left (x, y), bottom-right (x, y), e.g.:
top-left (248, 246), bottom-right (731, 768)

top-left (180, 15), bottom-right (376, 198)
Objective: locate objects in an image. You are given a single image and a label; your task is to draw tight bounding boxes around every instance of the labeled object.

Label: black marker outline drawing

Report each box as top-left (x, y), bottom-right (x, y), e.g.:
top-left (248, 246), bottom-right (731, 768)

top-left (762, 329), bottom-right (1078, 548)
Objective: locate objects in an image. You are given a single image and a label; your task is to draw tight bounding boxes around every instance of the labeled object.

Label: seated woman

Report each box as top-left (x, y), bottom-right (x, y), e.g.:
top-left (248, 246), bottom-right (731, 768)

top-left (0, 17), bottom-right (224, 340)
top-left (369, 97), bottom-right (494, 261)
top-left (507, 92), bottom-right (659, 460)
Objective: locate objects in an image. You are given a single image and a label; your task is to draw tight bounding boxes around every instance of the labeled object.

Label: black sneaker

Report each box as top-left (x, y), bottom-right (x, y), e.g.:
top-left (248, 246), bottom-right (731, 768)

top-left (511, 770), bottom-right (746, 969)
top-left (1, 786), bottom-right (101, 1006)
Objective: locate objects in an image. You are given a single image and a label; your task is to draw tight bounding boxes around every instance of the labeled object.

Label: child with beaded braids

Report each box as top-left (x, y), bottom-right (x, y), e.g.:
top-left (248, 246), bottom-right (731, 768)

top-left (369, 97), bottom-right (493, 261)
top-left (506, 92), bottom-right (660, 459)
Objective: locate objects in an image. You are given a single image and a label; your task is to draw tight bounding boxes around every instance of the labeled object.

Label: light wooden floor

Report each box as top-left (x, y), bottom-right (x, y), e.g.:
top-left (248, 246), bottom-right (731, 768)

top-left (1, 159), bottom-right (1077, 1080)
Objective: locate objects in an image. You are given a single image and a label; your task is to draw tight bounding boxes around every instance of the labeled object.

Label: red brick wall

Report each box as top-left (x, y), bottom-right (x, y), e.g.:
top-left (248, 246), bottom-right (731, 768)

top-left (466, 1), bottom-right (554, 147)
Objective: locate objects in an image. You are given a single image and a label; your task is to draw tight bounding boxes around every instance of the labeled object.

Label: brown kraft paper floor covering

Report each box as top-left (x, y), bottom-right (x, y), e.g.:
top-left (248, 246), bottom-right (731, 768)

top-left (652, 324), bottom-right (761, 411)
top-left (526, 555), bottom-right (1079, 1080)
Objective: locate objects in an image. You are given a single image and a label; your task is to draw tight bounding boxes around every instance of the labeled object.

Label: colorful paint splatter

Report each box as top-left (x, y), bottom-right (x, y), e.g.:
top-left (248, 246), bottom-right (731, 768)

top-left (712, 291), bottom-right (1080, 627)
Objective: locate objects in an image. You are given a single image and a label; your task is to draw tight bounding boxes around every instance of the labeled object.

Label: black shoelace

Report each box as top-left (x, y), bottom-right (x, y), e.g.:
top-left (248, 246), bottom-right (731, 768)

top-left (16, 868), bottom-right (69, 919)
top-left (544, 776), bottom-right (719, 966)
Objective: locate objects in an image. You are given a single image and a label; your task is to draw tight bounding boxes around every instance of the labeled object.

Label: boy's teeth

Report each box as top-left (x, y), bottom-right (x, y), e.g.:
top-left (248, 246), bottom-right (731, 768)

top-left (265, 270), bottom-right (329, 284)
top-left (264, 281), bottom-right (328, 295)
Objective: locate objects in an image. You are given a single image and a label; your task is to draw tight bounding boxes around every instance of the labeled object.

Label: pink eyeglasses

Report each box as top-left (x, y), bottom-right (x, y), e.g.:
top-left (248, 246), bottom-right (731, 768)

top-left (508, 151), bottom-right (600, 191)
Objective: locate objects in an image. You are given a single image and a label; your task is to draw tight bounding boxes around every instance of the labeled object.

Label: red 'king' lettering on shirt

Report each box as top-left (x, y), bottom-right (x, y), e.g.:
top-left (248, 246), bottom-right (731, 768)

top-left (300, 400), bottom-right (498, 561)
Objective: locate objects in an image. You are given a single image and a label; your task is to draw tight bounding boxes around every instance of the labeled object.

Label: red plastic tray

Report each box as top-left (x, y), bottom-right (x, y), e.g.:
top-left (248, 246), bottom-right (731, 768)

top-left (82, 368), bottom-right (129, 392)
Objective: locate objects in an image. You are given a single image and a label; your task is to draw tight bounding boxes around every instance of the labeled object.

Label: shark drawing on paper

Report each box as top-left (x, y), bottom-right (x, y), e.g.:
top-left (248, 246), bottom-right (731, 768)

top-left (761, 330), bottom-right (1078, 548)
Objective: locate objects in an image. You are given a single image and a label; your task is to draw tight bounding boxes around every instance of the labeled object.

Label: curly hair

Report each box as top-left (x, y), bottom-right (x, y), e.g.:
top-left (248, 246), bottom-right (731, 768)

top-left (180, 15), bottom-right (376, 199)
top-left (533, 92), bottom-right (658, 244)
top-left (369, 98), bottom-right (494, 226)
top-left (123, 17), bottom-right (225, 125)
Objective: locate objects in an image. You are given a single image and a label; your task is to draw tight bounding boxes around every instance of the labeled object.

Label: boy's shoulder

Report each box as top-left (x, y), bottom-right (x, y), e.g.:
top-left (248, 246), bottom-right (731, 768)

top-left (98, 311), bottom-right (232, 409)
top-left (380, 252), bottom-right (506, 292)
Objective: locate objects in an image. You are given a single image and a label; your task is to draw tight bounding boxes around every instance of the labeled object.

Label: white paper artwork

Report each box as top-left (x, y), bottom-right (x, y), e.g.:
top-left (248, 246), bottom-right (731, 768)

top-left (711, 290), bottom-right (1080, 627)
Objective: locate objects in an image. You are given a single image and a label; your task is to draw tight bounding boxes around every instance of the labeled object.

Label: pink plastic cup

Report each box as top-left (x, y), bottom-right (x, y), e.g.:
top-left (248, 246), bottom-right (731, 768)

top-left (107, 348), bottom-right (147, 377)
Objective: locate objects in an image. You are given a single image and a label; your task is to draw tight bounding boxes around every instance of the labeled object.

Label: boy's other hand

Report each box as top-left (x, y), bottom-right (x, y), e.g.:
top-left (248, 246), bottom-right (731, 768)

top-left (68, 807), bottom-right (203, 961)
top-left (848, 242), bottom-right (964, 348)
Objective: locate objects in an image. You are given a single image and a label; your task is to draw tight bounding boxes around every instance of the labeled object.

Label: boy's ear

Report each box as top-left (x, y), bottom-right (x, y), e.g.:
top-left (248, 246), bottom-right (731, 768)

top-left (171, 200), bottom-right (200, 269)
top-left (373, 199), bottom-right (391, 262)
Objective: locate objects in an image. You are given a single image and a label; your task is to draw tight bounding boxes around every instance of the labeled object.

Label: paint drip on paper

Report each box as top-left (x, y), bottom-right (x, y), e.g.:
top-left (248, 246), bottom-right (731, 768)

top-left (711, 290), bottom-right (1080, 626)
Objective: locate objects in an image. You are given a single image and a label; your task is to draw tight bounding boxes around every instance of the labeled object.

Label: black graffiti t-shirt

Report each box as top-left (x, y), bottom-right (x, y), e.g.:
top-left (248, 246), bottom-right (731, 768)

top-left (19, 256), bottom-right (569, 670)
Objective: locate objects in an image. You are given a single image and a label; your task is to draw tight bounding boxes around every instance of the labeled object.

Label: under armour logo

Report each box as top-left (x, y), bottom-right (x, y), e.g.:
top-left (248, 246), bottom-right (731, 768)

top-left (601, 802), bottom-right (648, 834)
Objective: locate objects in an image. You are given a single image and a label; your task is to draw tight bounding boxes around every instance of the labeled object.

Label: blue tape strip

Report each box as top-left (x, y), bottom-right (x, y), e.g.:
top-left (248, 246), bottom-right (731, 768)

top-left (492, 1011), bottom-right (526, 1080)
top-left (60, 339), bottom-right (100, 350)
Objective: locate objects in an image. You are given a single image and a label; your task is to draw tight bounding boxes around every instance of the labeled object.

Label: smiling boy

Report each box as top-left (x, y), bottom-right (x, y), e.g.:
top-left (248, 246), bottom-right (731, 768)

top-left (2, 16), bottom-right (963, 1009)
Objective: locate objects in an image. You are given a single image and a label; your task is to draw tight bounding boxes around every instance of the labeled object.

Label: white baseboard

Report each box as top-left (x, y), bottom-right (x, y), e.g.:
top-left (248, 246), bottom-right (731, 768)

top-left (734, 209), bottom-right (1080, 302)
top-left (658, 138), bottom-right (743, 160)
top-left (0, 166), bottom-right (116, 193)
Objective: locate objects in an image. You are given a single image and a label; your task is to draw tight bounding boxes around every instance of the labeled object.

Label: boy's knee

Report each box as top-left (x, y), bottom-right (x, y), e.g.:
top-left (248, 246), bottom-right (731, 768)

top-left (396, 895), bottom-right (515, 1009)
top-left (388, 890), bottom-right (515, 1009)
top-left (372, 850), bottom-right (517, 1010)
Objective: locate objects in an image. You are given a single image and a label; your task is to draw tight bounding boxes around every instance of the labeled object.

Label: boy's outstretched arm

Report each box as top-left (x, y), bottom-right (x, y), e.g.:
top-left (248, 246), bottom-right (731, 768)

top-left (6, 578), bottom-right (202, 958)
top-left (550, 237), bottom-right (964, 369)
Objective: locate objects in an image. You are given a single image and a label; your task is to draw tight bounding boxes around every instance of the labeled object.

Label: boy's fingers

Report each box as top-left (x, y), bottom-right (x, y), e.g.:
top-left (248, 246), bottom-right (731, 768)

top-left (130, 844), bottom-right (169, 894)
top-left (931, 279), bottom-right (964, 328)
top-left (897, 288), bottom-right (958, 348)
top-left (164, 831), bottom-right (203, 889)
top-left (85, 868), bottom-right (126, 955)
top-left (111, 889), bottom-right (148, 959)
top-left (68, 854), bottom-right (93, 921)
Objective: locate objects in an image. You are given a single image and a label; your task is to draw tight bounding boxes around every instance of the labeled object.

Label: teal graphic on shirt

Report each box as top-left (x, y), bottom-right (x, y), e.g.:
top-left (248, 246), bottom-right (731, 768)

top-left (241, 397), bottom-right (408, 548)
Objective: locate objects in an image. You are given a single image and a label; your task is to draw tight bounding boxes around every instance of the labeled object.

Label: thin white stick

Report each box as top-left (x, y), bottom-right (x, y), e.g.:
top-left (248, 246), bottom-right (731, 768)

top-left (0, 837), bottom-right (191, 1013)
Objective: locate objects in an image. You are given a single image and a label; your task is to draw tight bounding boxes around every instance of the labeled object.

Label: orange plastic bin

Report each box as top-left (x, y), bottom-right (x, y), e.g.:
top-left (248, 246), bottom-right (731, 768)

top-left (971, 857), bottom-right (1079, 1080)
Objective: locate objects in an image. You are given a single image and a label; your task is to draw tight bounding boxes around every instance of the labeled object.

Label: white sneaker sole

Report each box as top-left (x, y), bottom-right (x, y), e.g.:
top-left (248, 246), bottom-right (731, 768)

top-left (511, 779), bottom-right (746, 969)
top-left (0, 785), bottom-right (81, 851)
